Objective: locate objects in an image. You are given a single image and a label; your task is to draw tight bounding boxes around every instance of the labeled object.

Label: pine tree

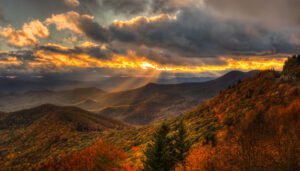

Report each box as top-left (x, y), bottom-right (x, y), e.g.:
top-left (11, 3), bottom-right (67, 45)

top-left (171, 121), bottom-right (190, 169)
top-left (143, 121), bottom-right (191, 171)
top-left (143, 122), bottom-right (173, 171)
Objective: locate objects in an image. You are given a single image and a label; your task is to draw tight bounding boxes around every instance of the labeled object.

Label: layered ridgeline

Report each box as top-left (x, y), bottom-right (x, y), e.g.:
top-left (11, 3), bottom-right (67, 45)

top-left (0, 56), bottom-right (299, 170)
top-left (101, 56), bottom-right (300, 170)
top-left (0, 71), bottom-right (256, 125)
top-left (0, 76), bottom-right (214, 93)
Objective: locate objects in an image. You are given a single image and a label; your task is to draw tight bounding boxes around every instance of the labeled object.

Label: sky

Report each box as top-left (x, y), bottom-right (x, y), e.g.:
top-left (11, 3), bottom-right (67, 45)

top-left (0, 0), bottom-right (299, 79)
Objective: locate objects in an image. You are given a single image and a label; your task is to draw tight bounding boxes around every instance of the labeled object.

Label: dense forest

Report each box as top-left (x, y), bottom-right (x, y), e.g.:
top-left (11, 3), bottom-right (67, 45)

top-left (0, 56), bottom-right (299, 170)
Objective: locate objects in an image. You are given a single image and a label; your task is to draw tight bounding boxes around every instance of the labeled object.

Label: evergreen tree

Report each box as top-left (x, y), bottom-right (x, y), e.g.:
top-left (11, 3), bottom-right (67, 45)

top-left (143, 121), bottom-right (191, 171)
top-left (143, 122), bottom-right (173, 171)
top-left (171, 121), bottom-right (190, 169)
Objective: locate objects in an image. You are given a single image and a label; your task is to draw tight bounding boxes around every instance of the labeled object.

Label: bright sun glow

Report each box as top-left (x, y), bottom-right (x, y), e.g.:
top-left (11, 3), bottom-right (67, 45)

top-left (26, 49), bottom-right (287, 73)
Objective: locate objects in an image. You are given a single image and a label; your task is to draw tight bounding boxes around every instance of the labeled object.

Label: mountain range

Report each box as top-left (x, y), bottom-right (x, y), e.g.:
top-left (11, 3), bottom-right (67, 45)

top-left (0, 75), bottom-right (214, 93)
top-left (0, 57), bottom-right (299, 170)
top-left (0, 70), bottom-right (257, 124)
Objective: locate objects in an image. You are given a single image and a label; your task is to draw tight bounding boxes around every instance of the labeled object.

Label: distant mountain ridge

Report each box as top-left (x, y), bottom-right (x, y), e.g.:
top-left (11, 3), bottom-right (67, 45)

top-left (95, 70), bottom-right (258, 124)
top-left (0, 76), bottom-right (215, 93)
top-left (0, 70), bottom-right (258, 124)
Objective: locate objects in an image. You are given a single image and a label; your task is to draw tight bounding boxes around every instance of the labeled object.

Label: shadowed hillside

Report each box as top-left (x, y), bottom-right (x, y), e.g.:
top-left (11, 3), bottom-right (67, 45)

top-left (0, 104), bottom-right (127, 169)
top-left (96, 70), bottom-right (258, 124)
top-left (0, 71), bottom-right (256, 125)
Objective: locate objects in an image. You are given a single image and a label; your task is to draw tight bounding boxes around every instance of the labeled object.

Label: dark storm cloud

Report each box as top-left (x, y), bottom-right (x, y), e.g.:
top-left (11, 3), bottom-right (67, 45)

top-left (0, 0), bottom-right (70, 23)
top-left (100, 0), bottom-right (184, 15)
top-left (108, 8), bottom-right (300, 57)
top-left (77, 15), bottom-right (110, 42)
top-left (102, 0), bottom-right (148, 15)
top-left (1, 0), bottom-right (300, 76)
top-left (37, 43), bottom-right (121, 59)
top-left (150, 0), bottom-right (178, 13)
top-left (46, 11), bottom-right (110, 42)
top-left (0, 50), bottom-right (35, 61)
top-left (0, 0), bottom-right (100, 26)
top-left (0, 43), bottom-right (126, 75)
top-left (205, 0), bottom-right (300, 28)
top-left (150, 0), bottom-right (201, 13)
top-left (0, 8), bottom-right (7, 23)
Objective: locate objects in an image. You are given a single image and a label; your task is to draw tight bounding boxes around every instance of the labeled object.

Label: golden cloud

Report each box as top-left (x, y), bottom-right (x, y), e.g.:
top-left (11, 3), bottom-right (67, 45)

top-left (79, 41), bottom-right (99, 48)
top-left (0, 56), bottom-right (23, 68)
top-left (27, 47), bottom-right (286, 73)
top-left (63, 0), bottom-right (80, 8)
top-left (113, 14), bottom-right (177, 28)
top-left (45, 11), bottom-right (94, 34)
top-left (0, 20), bottom-right (49, 47)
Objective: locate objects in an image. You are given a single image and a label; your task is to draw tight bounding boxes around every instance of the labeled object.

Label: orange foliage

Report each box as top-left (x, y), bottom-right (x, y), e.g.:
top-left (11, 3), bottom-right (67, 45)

top-left (176, 145), bottom-right (216, 171)
top-left (182, 98), bottom-right (300, 171)
top-left (35, 139), bottom-right (130, 171)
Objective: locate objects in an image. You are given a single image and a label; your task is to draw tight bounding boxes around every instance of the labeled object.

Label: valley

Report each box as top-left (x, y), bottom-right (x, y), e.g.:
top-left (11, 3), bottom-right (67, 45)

top-left (0, 57), bottom-right (299, 170)
top-left (0, 71), bottom-right (256, 125)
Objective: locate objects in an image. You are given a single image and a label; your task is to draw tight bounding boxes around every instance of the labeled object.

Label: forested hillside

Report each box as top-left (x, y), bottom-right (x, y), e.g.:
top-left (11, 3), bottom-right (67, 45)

top-left (102, 56), bottom-right (300, 170)
top-left (0, 105), bottom-right (127, 170)
top-left (0, 57), bottom-right (299, 170)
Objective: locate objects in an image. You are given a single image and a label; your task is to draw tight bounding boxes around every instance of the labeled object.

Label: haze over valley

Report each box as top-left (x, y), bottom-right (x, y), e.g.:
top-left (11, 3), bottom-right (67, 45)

top-left (0, 0), bottom-right (299, 170)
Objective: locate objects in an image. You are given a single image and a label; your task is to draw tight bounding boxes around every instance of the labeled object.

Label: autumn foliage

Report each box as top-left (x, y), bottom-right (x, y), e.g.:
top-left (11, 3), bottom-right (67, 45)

top-left (34, 140), bottom-right (129, 171)
top-left (179, 68), bottom-right (300, 171)
top-left (1, 57), bottom-right (300, 171)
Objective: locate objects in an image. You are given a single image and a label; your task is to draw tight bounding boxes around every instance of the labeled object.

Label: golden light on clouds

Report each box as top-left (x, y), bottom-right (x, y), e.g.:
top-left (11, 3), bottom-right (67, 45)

top-left (113, 14), bottom-right (177, 27)
top-left (25, 49), bottom-right (287, 73)
top-left (46, 11), bottom-right (93, 34)
top-left (63, 0), bottom-right (80, 8)
top-left (0, 56), bottom-right (22, 67)
top-left (0, 20), bottom-right (49, 47)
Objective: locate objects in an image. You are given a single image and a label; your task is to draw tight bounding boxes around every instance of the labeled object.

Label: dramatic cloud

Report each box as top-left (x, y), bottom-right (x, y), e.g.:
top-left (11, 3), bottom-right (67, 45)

top-left (0, 43), bottom-right (287, 76)
top-left (110, 8), bottom-right (300, 57)
top-left (150, 0), bottom-right (204, 13)
top-left (102, 0), bottom-right (148, 15)
top-left (0, 0), bottom-right (299, 77)
top-left (0, 8), bottom-right (6, 23)
top-left (0, 20), bottom-right (49, 48)
top-left (46, 11), bottom-right (109, 42)
top-left (205, 0), bottom-right (300, 28)
top-left (0, 56), bottom-right (22, 68)
top-left (63, 0), bottom-right (80, 8)
top-left (98, 0), bottom-right (204, 15)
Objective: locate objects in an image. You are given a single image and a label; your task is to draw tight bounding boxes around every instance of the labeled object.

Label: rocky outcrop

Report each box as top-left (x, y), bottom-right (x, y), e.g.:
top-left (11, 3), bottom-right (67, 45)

top-left (281, 55), bottom-right (300, 81)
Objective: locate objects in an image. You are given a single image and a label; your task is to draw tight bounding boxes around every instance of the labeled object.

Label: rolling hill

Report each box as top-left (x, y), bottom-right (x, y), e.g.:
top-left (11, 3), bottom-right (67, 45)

top-left (0, 56), bottom-right (299, 170)
top-left (91, 70), bottom-right (258, 124)
top-left (0, 87), bottom-right (105, 112)
top-left (0, 104), bottom-right (127, 169)
top-left (99, 57), bottom-right (300, 170)
top-left (0, 70), bottom-right (257, 125)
